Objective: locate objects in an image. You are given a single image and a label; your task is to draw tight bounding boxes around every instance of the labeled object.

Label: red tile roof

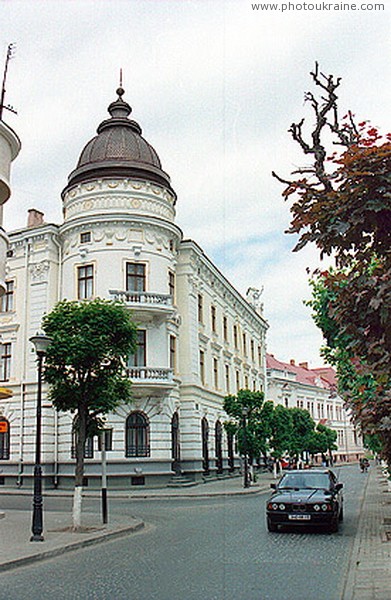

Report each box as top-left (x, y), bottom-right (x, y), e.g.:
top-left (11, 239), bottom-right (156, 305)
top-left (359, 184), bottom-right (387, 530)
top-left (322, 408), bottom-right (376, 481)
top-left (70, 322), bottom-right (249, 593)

top-left (266, 354), bottom-right (336, 390)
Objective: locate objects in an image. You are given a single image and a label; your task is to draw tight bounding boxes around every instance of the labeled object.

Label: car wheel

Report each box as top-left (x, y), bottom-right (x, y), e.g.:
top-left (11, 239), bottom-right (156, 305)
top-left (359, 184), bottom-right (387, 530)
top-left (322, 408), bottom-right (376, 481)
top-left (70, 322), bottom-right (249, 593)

top-left (339, 505), bottom-right (344, 522)
top-left (329, 517), bottom-right (339, 533)
top-left (267, 518), bottom-right (278, 532)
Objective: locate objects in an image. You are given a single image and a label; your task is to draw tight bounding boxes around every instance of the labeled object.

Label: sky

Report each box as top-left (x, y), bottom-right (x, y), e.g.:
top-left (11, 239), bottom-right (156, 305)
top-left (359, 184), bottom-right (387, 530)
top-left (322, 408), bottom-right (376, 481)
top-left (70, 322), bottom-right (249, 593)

top-left (1, 0), bottom-right (390, 368)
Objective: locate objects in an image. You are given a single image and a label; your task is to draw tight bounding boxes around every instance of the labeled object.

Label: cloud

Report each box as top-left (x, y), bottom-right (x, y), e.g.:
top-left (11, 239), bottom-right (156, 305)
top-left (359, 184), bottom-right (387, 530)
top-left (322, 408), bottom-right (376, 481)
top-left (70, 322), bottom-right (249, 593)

top-left (1, 0), bottom-right (389, 366)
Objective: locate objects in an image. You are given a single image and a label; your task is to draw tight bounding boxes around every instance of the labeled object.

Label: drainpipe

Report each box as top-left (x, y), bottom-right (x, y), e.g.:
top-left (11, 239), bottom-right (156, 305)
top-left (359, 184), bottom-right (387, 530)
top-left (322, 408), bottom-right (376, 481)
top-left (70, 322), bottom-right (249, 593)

top-left (51, 233), bottom-right (62, 487)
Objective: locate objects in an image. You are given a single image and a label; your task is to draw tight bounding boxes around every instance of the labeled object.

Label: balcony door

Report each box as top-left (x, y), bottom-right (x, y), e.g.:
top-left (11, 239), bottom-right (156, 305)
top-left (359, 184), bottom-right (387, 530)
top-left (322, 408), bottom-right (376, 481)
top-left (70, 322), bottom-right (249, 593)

top-left (171, 411), bottom-right (181, 474)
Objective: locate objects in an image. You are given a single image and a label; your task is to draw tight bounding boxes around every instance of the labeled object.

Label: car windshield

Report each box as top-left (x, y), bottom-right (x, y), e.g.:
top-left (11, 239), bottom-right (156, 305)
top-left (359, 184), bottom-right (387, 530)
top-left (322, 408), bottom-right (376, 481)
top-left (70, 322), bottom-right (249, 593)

top-left (279, 473), bottom-right (331, 490)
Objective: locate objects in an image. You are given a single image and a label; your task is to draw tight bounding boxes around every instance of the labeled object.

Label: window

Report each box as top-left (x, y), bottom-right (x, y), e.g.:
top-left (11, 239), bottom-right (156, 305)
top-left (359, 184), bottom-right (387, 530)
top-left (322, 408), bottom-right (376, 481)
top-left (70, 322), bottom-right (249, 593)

top-left (0, 343), bottom-right (11, 381)
top-left (71, 434), bottom-right (94, 459)
top-left (244, 375), bottom-right (249, 389)
top-left (126, 263), bottom-right (146, 292)
top-left (198, 294), bottom-right (203, 324)
top-left (169, 271), bottom-right (175, 300)
top-left (200, 350), bottom-right (205, 384)
top-left (125, 412), bottom-right (150, 457)
top-left (215, 421), bottom-right (223, 474)
top-left (258, 345), bottom-right (262, 367)
top-left (1, 281), bottom-right (14, 312)
top-left (213, 358), bottom-right (218, 389)
top-left (80, 231), bottom-right (91, 244)
top-left (170, 335), bottom-right (176, 372)
top-left (211, 306), bottom-right (216, 333)
top-left (236, 370), bottom-right (240, 392)
top-left (284, 397), bottom-right (289, 408)
top-left (77, 265), bottom-right (93, 300)
top-left (223, 316), bottom-right (228, 342)
top-left (0, 418), bottom-right (10, 460)
top-left (251, 340), bottom-right (255, 362)
top-left (233, 325), bottom-right (238, 350)
top-left (128, 330), bottom-right (146, 367)
top-left (225, 364), bottom-right (230, 392)
top-left (242, 333), bottom-right (247, 356)
top-left (97, 429), bottom-right (113, 452)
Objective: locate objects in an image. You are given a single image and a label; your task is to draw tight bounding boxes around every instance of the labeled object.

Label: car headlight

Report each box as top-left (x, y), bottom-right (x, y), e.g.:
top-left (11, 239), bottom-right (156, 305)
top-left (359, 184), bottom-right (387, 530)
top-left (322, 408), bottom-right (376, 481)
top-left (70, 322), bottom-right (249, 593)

top-left (313, 504), bottom-right (320, 511)
top-left (267, 502), bottom-right (287, 511)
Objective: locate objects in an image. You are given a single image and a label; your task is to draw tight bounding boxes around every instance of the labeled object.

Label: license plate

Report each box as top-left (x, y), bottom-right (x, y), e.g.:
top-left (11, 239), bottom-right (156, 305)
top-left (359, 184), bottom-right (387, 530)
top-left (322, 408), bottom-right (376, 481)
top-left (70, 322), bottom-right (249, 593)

top-left (288, 514), bottom-right (311, 520)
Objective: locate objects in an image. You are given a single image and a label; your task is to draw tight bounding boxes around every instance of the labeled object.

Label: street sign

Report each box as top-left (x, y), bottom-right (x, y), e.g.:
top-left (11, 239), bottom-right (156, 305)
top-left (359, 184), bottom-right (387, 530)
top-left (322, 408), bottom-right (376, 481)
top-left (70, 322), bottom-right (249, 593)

top-left (0, 421), bottom-right (8, 433)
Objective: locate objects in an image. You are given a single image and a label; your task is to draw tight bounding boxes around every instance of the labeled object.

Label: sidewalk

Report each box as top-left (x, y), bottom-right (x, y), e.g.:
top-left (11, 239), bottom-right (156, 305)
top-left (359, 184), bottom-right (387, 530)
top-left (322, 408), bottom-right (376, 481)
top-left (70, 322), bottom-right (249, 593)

top-left (342, 465), bottom-right (391, 600)
top-left (0, 473), bottom-right (274, 573)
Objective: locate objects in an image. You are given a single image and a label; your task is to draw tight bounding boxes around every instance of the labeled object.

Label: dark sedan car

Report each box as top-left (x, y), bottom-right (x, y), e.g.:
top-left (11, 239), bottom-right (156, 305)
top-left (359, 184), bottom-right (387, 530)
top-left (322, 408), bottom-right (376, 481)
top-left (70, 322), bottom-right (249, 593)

top-left (266, 469), bottom-right (343, 533)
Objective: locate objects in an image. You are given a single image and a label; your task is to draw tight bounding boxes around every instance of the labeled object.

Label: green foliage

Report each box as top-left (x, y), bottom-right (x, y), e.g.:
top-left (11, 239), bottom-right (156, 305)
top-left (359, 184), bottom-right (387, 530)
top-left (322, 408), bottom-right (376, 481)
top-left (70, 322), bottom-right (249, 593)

top-left (43, 298), bottom-right (137, 416)
top-left (288, 408), bottom-right (316, 459)
top-left (269, 405), bottom-right (293, 459)
top-left (223, 390), bottom-right (270, 461)
top-left (363, 433), bottom-right (383, 455)
top-left (223, 392), bottom-right (338, 463)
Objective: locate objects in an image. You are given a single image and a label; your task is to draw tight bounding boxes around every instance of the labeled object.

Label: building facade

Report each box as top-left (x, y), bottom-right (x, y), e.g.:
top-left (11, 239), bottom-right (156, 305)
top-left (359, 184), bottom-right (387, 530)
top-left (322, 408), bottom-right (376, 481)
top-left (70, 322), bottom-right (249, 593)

top-left (266, 354), bottom-right (364, 462)
top-left (0, 88), bottom-right (268, 488)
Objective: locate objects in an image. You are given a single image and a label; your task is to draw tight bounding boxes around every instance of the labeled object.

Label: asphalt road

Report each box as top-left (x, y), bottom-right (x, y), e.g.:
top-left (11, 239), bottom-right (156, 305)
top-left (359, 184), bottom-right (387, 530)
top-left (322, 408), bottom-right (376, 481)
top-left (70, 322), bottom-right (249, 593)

top-left (0, 465), bottom-right (364, 600)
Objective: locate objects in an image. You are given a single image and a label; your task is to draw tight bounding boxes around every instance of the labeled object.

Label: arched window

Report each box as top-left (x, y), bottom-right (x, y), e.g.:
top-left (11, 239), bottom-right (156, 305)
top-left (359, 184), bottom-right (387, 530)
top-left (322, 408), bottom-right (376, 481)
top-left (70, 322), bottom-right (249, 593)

top-left (215, 420), bottom-right (223, 474)
top-left (227, 430), bottom-right (235, 472)
top-left (201, 417), bottom-right (209, 474)
top-left (0, 418), bottom-right (10, 460)
top-left (126, 412), bottom-right (150, 457)
top-left (171, 411), bottom-right (181, 474)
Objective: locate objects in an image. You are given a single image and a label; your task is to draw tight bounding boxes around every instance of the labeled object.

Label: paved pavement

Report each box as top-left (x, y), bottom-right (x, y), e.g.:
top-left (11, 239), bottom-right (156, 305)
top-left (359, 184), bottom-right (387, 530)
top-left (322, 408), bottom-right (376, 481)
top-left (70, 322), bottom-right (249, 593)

top-left (0, 473), bottom-right (274, 573)
top-left (0, 466), bottom-right (390, 599)
top-left (341, 465), bottom-right (391, 600)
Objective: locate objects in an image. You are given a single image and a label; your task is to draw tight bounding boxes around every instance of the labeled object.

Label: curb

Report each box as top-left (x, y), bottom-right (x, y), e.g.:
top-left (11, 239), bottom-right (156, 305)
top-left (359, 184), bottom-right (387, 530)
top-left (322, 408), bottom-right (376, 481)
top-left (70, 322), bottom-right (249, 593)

top-left (0, 519), bottom-right (144, 574)
top-left (0, 485), bottom-right (271, 500)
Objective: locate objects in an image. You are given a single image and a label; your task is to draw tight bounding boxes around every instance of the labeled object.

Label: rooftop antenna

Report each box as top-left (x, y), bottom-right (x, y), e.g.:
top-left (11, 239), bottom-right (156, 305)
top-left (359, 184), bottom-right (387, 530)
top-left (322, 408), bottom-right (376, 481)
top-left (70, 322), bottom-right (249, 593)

top-left (0, 43), bottom-right (17, 121)
top-left (119, 68), bottom-right (123, 88)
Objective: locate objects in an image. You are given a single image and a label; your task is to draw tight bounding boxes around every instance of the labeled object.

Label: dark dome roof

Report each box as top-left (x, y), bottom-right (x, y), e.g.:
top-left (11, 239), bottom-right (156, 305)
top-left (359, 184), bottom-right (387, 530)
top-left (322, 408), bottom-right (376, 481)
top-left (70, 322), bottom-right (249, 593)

top-left (63, 87), bottom-right (175, 196)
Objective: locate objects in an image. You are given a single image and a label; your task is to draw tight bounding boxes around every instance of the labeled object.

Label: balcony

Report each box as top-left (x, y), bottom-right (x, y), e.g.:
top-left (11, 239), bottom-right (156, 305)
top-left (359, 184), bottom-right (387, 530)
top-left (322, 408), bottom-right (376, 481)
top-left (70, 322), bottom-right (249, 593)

top-left (127, 367), bottom-right (175, 396)
top-left (109, 290), bottom-right (175, 323)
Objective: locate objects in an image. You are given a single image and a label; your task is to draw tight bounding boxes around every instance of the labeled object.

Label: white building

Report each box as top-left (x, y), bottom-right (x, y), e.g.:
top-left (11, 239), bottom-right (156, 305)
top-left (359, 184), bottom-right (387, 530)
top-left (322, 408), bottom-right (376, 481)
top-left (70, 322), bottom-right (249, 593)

top-left (266, 354), bottom-right (364, 462)
top-left (0, 88), bottom-right (268, 488)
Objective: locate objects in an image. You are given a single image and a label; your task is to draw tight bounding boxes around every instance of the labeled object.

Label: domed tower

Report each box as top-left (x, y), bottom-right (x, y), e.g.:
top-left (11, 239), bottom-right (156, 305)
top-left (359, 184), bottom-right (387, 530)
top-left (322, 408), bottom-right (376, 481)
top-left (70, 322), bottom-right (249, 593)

top-left (0, 119), bottom-right (20, 297)
top-left (60, 86), bottom-right (182, 399)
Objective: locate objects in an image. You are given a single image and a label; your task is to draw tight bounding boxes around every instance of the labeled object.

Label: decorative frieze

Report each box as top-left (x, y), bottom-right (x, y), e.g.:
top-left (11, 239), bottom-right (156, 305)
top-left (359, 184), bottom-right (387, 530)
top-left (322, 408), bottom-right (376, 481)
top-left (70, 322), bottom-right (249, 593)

top-left (63, 179), bottom-right (176, 223)
top-left (29, 260), bottom-right (50, 282)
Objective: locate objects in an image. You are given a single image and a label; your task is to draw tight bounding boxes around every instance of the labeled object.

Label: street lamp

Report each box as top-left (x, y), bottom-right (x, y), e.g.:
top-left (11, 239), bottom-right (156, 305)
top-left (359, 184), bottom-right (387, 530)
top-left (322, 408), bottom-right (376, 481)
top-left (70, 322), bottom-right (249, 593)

top-left (242, 406), bottom-right (250, 488)
top-left (29, 333), bottom-right (52, 542)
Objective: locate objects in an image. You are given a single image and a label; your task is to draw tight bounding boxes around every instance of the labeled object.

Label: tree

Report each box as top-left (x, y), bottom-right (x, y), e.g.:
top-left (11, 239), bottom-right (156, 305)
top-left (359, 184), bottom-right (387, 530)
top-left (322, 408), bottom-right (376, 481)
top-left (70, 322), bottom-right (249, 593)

top-left (273, 63), bottom-right (391, 465)
top-left (288, 408), bottom-right (316, 460)
top-left (223, 389), bottom-right (270, 463)
top-left (269, 404), bottom-right (293, 459)
top-left (42, 299), bottom-right (138, 530)
top-left (316, 423), bottom-right (337, 465)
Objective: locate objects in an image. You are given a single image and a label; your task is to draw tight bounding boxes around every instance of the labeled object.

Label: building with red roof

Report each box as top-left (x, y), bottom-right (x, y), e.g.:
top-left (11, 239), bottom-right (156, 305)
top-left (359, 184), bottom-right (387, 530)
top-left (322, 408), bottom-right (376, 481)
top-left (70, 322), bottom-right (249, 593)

top-left (266, 354), bottom-right (364, 462)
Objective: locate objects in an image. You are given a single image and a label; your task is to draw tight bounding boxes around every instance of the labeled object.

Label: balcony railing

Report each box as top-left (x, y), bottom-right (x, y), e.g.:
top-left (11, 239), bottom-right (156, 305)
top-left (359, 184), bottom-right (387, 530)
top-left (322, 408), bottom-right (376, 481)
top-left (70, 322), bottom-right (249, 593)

top-left (127, 367), bottom-right (174, 382)
top-left (110, 290), bottom-right (173, 306)
top-left (126, 367), bottom-right (175, 396)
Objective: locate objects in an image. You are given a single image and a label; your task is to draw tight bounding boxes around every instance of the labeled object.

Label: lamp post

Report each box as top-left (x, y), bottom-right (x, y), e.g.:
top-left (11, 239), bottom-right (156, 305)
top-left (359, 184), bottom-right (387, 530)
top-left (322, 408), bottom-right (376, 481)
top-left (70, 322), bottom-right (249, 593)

top-left (29, 333), bottom-right (52, 542)
top-left (242, 406), bottom-right (250, 488)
